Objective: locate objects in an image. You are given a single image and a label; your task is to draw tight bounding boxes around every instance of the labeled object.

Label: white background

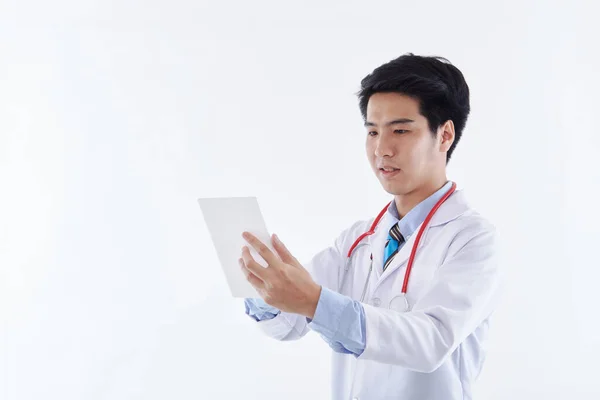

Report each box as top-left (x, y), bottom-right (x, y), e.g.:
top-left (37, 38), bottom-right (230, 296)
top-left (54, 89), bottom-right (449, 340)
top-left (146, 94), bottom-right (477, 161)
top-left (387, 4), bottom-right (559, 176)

top-left (1, 1), bottom-right (599, 399)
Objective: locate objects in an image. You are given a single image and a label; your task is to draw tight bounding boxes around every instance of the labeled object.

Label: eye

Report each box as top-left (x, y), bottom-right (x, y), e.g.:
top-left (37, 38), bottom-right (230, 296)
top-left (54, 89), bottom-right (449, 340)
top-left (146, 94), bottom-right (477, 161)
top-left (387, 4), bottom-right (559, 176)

top-left (394, 129), bottom-right (409, 134)
top-left (368, 131), bottom-right (378, 137)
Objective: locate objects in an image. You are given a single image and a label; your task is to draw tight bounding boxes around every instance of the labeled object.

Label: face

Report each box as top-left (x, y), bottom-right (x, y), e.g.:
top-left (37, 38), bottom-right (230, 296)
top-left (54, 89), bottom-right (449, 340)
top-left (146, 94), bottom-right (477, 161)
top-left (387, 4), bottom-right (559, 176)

top-left (365, 92), bottom-right (452, 196)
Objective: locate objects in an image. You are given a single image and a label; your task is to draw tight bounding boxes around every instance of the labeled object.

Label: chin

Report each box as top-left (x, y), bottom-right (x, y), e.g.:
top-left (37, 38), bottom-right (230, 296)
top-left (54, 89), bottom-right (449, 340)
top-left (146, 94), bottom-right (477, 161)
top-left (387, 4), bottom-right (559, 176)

top-left (380, 180), bottom-right (411, 196)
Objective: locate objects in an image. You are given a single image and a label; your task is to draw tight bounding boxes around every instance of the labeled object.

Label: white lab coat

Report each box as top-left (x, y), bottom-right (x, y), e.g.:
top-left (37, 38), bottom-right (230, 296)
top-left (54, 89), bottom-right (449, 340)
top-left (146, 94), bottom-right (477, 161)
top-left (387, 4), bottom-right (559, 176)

top-left (255, 189), bottom-right (501, 400)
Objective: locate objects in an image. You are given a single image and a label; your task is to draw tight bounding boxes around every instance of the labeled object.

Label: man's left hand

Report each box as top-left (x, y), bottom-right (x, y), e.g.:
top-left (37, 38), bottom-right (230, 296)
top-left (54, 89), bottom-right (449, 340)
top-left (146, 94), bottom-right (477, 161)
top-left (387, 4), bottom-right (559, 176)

top-left (239, 232), bottom-right (321, 319)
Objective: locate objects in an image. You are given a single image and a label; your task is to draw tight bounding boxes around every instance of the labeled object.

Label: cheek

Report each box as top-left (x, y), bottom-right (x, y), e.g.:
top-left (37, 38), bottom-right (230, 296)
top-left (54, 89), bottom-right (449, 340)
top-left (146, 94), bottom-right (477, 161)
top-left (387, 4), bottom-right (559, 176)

top-left (400, 136), bottom-right (430, 168)
top-left (365, 141), bottom-right (376, 162)
top-left (411, 133), bottom-right (434, 153)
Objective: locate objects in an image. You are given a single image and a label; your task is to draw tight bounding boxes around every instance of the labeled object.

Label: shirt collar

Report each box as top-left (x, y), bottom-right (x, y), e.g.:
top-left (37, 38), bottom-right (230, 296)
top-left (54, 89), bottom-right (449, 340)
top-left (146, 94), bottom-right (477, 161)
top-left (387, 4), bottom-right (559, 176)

top-left (386, 180), bottom-right (453, 239)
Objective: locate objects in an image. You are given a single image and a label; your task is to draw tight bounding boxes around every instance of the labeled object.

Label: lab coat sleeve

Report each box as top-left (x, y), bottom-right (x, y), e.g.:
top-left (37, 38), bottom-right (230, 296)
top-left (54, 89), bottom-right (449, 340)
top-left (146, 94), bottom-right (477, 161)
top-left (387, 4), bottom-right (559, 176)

top-left (253, 221), bottom-right (364, 341)
top-left (357, 223), bottom-right (501, 373)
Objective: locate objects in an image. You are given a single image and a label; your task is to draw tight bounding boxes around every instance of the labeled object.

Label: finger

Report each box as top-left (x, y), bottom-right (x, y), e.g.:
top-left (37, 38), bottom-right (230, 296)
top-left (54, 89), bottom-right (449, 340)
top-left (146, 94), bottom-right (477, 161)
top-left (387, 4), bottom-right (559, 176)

top-left (241, 246), bottom-right (271, 281)
top-left (242, 232), bottom-right (280, 267)
top-left (271, 234), bottom-right (301, 267)
top-left (239, 258), bottom-right (265, 289)
top-left (239, 257), bottom-right (264, 282)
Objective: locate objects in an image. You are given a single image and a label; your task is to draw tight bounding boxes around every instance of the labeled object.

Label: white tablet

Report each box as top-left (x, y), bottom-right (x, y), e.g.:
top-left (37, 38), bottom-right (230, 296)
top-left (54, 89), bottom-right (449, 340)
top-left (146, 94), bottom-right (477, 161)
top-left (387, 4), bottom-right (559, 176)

top-left (198, 196), bottom-right (274, 298)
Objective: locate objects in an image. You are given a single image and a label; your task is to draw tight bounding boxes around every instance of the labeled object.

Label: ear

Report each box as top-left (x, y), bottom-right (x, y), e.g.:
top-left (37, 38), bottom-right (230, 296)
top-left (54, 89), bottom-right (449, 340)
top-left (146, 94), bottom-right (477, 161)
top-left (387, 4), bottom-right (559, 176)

top-left (438, 120), bottom-right (455, 153)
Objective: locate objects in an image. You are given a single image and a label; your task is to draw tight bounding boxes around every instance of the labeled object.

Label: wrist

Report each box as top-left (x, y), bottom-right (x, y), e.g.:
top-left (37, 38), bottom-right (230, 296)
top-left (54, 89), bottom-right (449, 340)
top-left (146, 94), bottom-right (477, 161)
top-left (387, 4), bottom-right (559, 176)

top-left (304, 283), bottom-right (322, 319)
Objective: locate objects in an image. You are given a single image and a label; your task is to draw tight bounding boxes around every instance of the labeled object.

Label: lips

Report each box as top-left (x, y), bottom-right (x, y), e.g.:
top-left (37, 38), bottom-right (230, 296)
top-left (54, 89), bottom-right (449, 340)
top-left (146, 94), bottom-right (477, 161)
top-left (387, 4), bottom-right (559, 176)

top-left (379, 167), bottom-right (401, 178)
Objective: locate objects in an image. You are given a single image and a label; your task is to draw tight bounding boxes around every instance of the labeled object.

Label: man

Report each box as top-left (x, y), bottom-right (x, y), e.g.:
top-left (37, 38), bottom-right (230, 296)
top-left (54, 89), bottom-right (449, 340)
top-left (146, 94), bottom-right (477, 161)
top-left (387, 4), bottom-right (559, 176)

top-left (239, 53), bottom-right (501, 399)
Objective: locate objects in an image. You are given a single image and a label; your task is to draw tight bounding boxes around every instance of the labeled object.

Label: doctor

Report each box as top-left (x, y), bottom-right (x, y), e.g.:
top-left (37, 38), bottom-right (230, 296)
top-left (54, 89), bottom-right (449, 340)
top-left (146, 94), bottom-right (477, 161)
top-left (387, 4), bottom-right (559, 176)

top-left (239, 53), bottom-right (501, 400)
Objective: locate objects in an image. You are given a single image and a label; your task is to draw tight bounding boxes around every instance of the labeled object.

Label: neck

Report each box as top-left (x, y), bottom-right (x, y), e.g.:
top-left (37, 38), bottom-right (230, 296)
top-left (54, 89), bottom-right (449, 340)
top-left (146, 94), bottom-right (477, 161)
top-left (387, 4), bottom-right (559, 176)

top-left (394, 175), bottom-right (448, 218)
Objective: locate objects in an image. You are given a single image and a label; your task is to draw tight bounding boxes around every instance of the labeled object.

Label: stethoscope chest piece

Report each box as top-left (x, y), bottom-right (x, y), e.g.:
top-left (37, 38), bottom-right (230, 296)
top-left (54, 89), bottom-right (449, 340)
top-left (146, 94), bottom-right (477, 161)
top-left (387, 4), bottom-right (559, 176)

top-left (389, 294), bottom-right (410, 312)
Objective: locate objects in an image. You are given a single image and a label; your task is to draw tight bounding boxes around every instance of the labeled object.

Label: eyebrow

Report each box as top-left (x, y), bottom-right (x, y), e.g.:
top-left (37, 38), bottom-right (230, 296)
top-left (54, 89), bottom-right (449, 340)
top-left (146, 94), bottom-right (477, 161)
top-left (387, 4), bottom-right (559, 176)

top-left (364, 118), bottom-right (415, 127)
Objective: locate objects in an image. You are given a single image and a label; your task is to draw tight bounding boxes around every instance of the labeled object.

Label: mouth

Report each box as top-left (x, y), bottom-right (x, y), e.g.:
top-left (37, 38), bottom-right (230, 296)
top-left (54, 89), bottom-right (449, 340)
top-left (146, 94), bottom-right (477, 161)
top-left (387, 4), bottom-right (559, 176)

top-left (379, 167), bottom-right (401, 178)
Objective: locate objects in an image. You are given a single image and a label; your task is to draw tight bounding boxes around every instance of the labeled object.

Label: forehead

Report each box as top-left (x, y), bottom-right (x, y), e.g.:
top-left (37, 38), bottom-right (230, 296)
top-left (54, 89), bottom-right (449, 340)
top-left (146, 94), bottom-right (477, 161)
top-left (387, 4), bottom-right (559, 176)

top-left (366, 92), bottom-right (422, 121)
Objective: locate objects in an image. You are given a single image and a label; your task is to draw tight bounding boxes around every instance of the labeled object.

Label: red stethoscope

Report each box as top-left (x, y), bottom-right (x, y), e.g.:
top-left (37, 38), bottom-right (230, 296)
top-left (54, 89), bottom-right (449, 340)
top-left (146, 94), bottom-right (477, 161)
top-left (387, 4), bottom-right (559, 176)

top-left (339, 182), bottom-right (457, 309)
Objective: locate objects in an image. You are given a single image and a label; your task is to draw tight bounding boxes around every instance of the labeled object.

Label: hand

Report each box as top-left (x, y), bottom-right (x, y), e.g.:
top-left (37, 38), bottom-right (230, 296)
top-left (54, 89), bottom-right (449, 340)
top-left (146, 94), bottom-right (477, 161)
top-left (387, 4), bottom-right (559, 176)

top-left (239, 232), bottom-right (321, 319)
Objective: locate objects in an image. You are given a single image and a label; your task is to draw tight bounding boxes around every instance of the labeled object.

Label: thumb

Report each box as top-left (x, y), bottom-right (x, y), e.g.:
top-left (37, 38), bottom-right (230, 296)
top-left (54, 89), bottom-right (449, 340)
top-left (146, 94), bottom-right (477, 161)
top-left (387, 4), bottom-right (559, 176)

top-left (271, 234), bottom-right (302, 267)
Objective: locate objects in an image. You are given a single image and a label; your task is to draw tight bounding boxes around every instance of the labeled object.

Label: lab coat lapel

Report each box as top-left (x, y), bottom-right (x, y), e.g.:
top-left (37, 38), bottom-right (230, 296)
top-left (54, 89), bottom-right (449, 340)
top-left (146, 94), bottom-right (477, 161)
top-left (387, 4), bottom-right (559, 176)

top-left (376, 189), bottom-right (470, 284)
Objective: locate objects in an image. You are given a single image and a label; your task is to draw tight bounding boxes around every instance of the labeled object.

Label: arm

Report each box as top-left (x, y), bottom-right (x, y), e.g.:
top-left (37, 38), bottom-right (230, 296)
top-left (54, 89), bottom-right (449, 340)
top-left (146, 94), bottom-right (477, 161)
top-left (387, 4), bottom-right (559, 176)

top-left (308, 287), bottom-right (367, 355)
top-left (246, 269), bottom-right (369, 354)
top-left (356, 226), bottom-right (501, 373)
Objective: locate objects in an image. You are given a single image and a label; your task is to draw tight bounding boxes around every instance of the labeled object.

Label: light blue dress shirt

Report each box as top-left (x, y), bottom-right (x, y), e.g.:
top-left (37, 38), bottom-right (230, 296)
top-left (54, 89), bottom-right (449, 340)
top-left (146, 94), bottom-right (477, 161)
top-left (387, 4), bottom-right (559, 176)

top-left (245, 181), bottom-right (453, 356)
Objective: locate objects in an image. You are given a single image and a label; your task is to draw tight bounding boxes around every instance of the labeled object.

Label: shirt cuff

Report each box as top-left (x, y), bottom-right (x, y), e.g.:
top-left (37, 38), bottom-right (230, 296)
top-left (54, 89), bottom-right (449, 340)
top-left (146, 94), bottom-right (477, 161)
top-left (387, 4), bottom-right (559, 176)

top-left (244, 298), bottom-right (281, 321)
top-left (308, 286), bottom-right (354, 339)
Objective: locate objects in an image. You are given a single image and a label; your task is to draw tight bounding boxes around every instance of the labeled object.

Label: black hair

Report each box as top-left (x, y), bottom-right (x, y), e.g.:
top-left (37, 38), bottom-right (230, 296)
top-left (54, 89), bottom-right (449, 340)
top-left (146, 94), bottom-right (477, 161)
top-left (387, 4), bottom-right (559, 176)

top-left (357, 53), bottom-right (470, 162)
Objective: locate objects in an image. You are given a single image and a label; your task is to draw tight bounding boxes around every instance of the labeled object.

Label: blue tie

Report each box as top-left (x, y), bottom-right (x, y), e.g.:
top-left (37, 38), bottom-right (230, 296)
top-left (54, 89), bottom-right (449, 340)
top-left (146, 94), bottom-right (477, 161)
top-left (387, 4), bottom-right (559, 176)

top-left (383, 223), bottom-right (404, 271)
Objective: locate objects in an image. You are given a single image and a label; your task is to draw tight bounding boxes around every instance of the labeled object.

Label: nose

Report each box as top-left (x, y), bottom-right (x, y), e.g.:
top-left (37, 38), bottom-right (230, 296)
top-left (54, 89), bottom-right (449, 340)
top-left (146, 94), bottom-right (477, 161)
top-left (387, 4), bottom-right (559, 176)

top-left (374, 131), bottom-right (395, 158)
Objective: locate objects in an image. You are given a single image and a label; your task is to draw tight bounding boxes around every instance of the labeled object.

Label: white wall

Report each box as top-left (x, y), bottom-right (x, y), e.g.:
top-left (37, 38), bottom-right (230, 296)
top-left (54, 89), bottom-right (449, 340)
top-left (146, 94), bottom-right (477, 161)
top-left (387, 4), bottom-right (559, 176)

top-left (1, 1), bottom-right (599, 398)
